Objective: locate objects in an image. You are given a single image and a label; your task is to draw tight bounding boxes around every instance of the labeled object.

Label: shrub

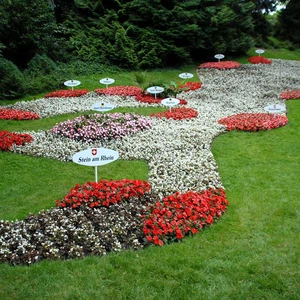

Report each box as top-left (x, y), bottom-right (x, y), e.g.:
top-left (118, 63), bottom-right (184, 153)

top-left (24, 54), bottom-right (57, 77)
top-left (0, 58), bottom-right (25, 100)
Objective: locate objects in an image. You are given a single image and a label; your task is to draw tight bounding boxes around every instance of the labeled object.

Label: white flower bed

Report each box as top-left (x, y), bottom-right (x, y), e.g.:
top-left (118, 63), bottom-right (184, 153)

top-left (10, 59), bottom-right (300, 196)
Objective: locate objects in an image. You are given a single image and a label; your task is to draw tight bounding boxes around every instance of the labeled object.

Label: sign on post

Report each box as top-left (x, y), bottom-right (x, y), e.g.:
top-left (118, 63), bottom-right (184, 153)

top-left (64, 80), bottom-right (81, 91)
top-left (264, 104), bottom-right (286, 113)
top-left (92, 102), bottom-right (115, 112)
top-left (72, 148), bottom-right (119, 182)
top-left (99, 78), bottom-right (115, 88)
top-left (161, 97), bottom-right (180, 112)
top-left (147, 86), bottom-right (164, 99)
top-left (214, 54), bottom-right (225, 62)
top-left (179, 72), bottom-right (194, 79)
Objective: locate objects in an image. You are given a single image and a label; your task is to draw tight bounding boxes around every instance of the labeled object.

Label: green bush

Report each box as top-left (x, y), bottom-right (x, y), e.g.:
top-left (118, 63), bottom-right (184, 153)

top-left (0, 58), bottom-right (25, 100)
top-left (24, 54), bottom-right (57, 77)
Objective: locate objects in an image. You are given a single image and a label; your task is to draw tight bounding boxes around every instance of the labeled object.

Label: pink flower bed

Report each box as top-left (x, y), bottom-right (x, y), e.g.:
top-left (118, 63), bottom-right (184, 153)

top-left (198, 61), bottom-right (241, 70)
top-left (44, 90), bottom-right (89, 98)
top-left (0, 108), bottom-right (40, 120)
top-left (280, 90), bottom-right (300, 100)
top-left (248, 56), bottom-right (272, 64)
top-left (218, 113), bottom-right (288, 131)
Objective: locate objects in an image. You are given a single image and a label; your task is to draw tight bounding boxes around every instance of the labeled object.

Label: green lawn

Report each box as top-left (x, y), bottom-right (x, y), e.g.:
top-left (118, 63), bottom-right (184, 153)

top-left (0, 51), bottom-right (300, 299)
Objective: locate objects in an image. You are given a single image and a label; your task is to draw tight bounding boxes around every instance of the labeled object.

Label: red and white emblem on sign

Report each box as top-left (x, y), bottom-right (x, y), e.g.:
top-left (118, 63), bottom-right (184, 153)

top-left (92, 149), bottom-right (97, 156)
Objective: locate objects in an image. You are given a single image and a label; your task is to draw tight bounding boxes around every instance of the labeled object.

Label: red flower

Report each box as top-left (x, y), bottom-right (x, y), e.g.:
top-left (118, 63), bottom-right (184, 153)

top-left (0, 108), bottom-right (40, 120)
top-left (150, 107), bottom-right (198, 120)
top-left (248, 56), bottom-right (272, 64)
top-left (178, 82), bottom-right (202, 92)
top-left (0, 130), bottom-right (34, 151)
top-left (198, 61), bottom-right (241, 70)
top-left (45, 89), bottom-right (89, 98)
top-left (280, 90), bottom-right (300, 100)
top-left (218, 113), bottom-right (288, 131)
top-left (56, 179), bottom-right (152, 209)
top-left (95, 86), bottom-right (143, 97)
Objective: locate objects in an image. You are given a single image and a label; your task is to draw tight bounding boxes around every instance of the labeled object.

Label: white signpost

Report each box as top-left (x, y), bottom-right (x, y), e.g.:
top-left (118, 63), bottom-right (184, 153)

top-left (99, 78), bottom-right (115, 88)
top-left (161, 97), bottom-right (180, 112)
top-left (72, 148), bottom-right (119, 182)
top-left (92, 102), bottom-right (115, 112)
top-left (179, 72), bottom-right (194, 79)
top-left (64, 80), bottom-right (81, 91)
top-left (147, 86), bottom-right (164, 99)
top-left (264, 104), bottom-right (286, 113)
top-left (255, 49), bottom-right (265, 56)
top-left (214, 54), bottom-right (225, 62)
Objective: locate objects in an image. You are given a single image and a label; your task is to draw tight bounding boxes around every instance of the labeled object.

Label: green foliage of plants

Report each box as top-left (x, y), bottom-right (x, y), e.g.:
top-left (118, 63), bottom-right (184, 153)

top-left (0, 58), bottom-right (24, 100)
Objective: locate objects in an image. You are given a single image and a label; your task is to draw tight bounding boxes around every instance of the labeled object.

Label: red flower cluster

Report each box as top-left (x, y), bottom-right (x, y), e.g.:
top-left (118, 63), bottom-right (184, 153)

top-left (198, 61), bottom-right (241, 70)
top-left (142, 189), bottom-right (228, 246)
top-left (0, 108), bottom-right (40, 120)
top-left (0, 130), bottom-right (34, 151)
top-left (280, 90), bottom-right (300, 100)
top-left (44, 90), bottom-right (89, 98)
top-left (179, 81), bottom-right (202, 91)
top-left (135, 94), bottom-right (187, 105)
top-left (56, 179), bottom-right (151, 209)
top-left (95, 86), bottom-right (143, 96)
top-left (150, 107), bottom-right (198, 120)
top-left (218, 113), bottom-right (288, 131)
top-left (248, 56), bottom-right (272, 64)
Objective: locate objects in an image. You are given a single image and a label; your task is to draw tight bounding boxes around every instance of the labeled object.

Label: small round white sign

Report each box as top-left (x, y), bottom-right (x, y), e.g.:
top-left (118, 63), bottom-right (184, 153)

top-left (64, 80), bottom-right (81, 87)
top-left (92, 102), bottom-right (115, 112)
top-left (147, 86), bottom-right (164, 94)
top-left (214, 54), bottom-right (225, 60)
top-left (264, 104), bottom-right (286, 113)
top-left (179, 72), bottom-right (194, 79)
top-left (161, 98), bottom-right (180, 107)
top-left (72, 148), bottom-right (119, 167)
top-left (255, 49), bottom-right (265, 55)
top-left (99, 78), bottom-right (115, 85)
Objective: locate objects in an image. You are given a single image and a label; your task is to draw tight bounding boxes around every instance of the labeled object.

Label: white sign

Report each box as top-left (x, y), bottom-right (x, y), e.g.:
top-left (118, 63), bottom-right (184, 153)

top-left (64, 80), bottom-right (81, 90)
top-left (73, 148), bottom-right (119, 167)
top-left (214, 54), bottom-right (225, 61)
top-left (147, 86), bottom-right (164, 99)
top-left (255, 49), bottom-right (265, 55)
top-left (264, 104), bottom-right (286, 113)
top-left (161, 98), bottom-right (180, 107)
top-left (179, 72), bottom-right (194, 79)
top-left (92, 102), bottom-right (115, 112)
top-left (99, 78), bottom-right (115, 88)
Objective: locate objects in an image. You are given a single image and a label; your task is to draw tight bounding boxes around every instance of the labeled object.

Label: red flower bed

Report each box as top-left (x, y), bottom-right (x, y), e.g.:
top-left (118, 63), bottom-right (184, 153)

top-left (218, 113), bottom-right (288, 131)
top-left (179, 81), bottom-right (202, 91)
top-left (142, 189), bottom-right (228, 246)
top-left (150, 107), bottom-right (198, 120)
top-left (280, 90), bottom-right (300, 100)
top-left (248, 56), bottom-right (272, 64)
top-left (95, 86), bottom-right (143, 97)
top-left (0, 130), bottom-right (34, 151)
top-left (44, 89), bottom-right (89, 98)
top-left (198, 61), bottom-right (241, 70)
top-left (56, 179), bottom-right (152, 209)
top-left (135, 94), bottom-right (187, 105)
top-left (0, 108), bottom-right (40, 120)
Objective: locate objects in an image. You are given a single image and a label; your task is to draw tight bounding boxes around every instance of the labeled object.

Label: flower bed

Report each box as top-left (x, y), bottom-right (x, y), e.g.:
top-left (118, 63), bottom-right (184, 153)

top-left (0, 108), bottom-right (40, 120)
top-left (143, 189), bottom-right (228, 246)
top-left (44, 89), bottom-right (89, 98)
top-left (50, 112), bottom-right (152, 142)
top-left (218, 113), bottom-right (288, 131)
top-left (95, 86), bottom-right (143, 97)
top-left (198, 61), bottom-right (241, 70)
top-left (280, 90), bottom-right (300, 100)
top-left (56, 179), bottom-right (152, 208)
top-left (0, 179), bottom-right (228, 265)
top-left (0, 130), bottom-right (34, 151)
top-left (248, 56), bottom-right (272, 64)
top-left (179, 81), bottom-right (202, 91)
top-left (150, 107), bottom-right (198, 120)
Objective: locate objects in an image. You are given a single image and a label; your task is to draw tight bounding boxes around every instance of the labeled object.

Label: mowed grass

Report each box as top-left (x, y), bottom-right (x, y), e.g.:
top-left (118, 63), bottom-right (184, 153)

top-left (1, 56), bottom-right (300, 298)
